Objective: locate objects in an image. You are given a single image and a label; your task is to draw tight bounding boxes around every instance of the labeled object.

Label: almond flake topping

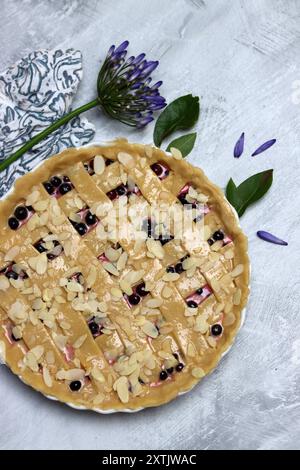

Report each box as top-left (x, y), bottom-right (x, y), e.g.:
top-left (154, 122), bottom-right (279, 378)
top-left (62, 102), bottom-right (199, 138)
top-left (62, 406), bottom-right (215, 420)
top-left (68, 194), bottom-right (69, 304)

top-left (43, 366), bottom-right (53, 387)
top-left (231, 264), bottom-right (244, 277)
top-left (114, 376), bottom-right (129, 403)
top-left (94, 155), bottom-right (105, 175)
top-left (146, 239), bottom-right (164, 259)
top-left (142, 320), bottom-right (159, 339)
top-left (170, 147), bottom-right (183, 160)
top-left (192, 367), bottom-right (205, 379)
top-left (117, 152), bottom-right (134, 168)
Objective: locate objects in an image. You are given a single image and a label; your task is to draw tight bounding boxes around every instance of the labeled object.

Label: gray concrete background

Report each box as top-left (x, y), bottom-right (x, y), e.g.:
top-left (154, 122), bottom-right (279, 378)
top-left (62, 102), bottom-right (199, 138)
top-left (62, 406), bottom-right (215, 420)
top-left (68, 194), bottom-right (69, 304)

top-left (0, 0), bottom-right (300, 450)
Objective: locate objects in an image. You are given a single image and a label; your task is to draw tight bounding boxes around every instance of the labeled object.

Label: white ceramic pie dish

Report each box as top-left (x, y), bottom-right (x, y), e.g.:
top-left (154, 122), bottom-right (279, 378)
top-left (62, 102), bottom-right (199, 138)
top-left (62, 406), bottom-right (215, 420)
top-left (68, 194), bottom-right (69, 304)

top-left (0, 140), bottom-right (250, 414)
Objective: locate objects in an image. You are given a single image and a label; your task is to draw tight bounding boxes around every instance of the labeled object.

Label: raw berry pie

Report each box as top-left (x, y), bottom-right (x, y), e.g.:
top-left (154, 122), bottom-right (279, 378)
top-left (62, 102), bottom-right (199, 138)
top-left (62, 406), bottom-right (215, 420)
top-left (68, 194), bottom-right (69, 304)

top-left (0, 140), bottom-right (250, 411)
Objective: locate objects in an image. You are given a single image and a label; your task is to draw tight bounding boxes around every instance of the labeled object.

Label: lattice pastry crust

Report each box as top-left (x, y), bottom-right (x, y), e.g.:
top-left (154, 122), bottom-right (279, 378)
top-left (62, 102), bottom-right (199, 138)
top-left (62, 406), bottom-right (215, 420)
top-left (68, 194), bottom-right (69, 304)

top-left (0, 140), bottom-right (249, 411)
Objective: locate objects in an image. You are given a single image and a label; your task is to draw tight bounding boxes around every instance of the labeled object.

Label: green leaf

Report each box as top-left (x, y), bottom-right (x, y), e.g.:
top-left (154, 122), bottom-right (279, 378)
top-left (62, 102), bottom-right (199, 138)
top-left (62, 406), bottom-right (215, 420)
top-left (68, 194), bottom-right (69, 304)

top-left (153, 95), bottom-right (200, 147)
top-left (225, 169), bottom-right (273, 217)
top-left (166, 132), bottom-right (197, 157)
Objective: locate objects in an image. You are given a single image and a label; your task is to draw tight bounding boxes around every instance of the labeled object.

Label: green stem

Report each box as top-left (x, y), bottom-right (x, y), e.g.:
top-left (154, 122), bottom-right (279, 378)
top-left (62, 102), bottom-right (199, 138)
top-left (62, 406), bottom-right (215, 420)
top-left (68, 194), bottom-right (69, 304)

top-left (0, 98), bottom-right (100, 173)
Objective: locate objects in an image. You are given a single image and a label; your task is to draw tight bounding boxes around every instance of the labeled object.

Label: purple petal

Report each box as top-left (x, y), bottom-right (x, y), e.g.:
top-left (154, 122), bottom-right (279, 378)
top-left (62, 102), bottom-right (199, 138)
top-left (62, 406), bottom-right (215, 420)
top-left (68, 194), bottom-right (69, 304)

top-left (233, 132), bottom-right (245, 158)
top-left (132, 53), bottom-right (146, 65)
top-left (114, 40), bottom-right (129, 54)
top-left (140, 61), bottom-right (159, 78)
top-left (257, 230), bottom-right (288, 246)
top-left (252, 139), bottom-right (276, 157)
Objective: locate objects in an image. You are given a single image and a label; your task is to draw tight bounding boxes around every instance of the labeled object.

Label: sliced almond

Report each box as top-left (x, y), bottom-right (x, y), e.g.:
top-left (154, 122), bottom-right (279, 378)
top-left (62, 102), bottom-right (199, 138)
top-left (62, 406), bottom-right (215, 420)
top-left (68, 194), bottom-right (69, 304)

top-left (91, 366), bottom-right (106, 383)
top-left (111, 287), bottom-right (123, 299)
top-left (170, 147), bottom-right (183, 160)
top-left (146, 298), bottom-right (163, 308)
top-left (231, 264), bottom-right (244, 277)
top-left (43, 366), bottom-right (53, 387)
top-left (119, 279), bottom-right (133, 296)
top-left (94, 155), bottom-right (105, 175)
top-left (4, 246), bottom-right (20, 262)
top-left (192, 367), bottom-right (205, 379)
top-left (162, 272), bottom-right (180, 282)
top-left (142, 320), bottom-right (159, 339)
top-left (118, 152), bottom-right (134, 169)
top-left (233, 288), bottom-right (242, 305)
top-left (117, 251), bottom-right (128, 271)
top-left (73, 334), bottom-right (87, 349)
top-left (103, 262), bottom-right (119, 276)
top-left (146, 239), bottom-right (164, 259)
top-left (162, 285), bottom-right (172, 299)
top-left (114, 376), bottom-right (129, 403)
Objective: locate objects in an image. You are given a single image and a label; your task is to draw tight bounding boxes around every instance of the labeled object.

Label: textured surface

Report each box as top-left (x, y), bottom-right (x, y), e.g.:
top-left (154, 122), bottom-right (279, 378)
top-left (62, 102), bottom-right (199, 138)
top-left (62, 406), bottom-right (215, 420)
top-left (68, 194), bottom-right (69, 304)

top-left (0, 0), bottom-right (300, 451)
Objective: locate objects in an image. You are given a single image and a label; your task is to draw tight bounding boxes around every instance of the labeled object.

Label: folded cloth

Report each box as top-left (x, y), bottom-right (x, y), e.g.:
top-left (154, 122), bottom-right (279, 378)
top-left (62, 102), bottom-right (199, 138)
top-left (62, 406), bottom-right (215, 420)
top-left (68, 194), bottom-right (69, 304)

top-left (0, 48), bottom-right (95, 197)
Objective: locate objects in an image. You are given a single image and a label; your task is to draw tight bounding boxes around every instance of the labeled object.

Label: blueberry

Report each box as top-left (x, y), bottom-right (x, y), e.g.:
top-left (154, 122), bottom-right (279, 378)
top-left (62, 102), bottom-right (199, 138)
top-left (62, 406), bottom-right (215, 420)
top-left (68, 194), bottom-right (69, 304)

top-left (69, 380), bottom-right (82, 392)
top-left (35, 242), bottom-right (46, 253)
top-left (176, 363), bottom-right (184, 372)
top-left (128, 294), bottom-right (140, 305)
top-left (8, 217), bottom-right (19, 230)
top-left (63, 176), bottom-right (70, 182)
top-left (207, 238), bottom-right (214, 246)
top-left (74, 223), bottom-right (87, 236)
top-left (213, 230), bottom-right (224, 241)
top-left (105, 158), bottom-right (114, 166)
top-left (5, 270), bottom-right (18, 280)
top-left (211, 324), bottom-right (223, 336)
top-left (107, 189), bottom-right (118, 200)
top-left (14, 206), bottom-right (28, 221)
top-left (43, 182), bottom-right (54, 195)
top-left (196, 288), bottom-right (203, 295)
top-left (175, 263), bottom-right (184, 274)
top-left (151, 163), bottom-right (163, 176)
top-left (136, 282), bottom-right (149, 297)
top-left (89, 322), bottom-right (100, 336)
top-left (178, 194), bottom-right (188, 205)
top-left (85, 212), bottom-right (97, 226)
top-left (159, 370), bottom-right (168, 381)
top-left (166, 266), bottom-right (175, 273)
top-left (116, 185), bottom-right (127, 196)
top-left (50, 176), bottom-right (62, 187)
top-left (187, 300), bottom-right (198, 308)
top-left (59, 183), bottom-right (72, 195)
top-left (167, 367), bottom-right (174, 374)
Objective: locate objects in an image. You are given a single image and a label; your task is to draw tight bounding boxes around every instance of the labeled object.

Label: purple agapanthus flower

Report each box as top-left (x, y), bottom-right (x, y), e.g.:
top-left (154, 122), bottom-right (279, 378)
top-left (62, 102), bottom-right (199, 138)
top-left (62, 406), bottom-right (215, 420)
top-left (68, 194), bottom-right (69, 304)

top-left (97, 41), bottom-right (166, 127)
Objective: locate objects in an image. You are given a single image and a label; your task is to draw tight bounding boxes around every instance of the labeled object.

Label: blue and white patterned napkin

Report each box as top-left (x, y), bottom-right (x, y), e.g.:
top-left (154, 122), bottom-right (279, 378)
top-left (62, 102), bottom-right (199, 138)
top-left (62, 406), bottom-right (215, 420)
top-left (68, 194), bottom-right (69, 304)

top-left (0, 48), bottom-right (95, 197)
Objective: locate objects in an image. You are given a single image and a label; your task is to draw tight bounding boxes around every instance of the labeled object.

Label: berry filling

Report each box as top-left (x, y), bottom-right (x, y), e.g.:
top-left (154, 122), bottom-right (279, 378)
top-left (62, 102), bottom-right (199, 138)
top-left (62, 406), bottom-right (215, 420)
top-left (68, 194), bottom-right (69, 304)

top-left (106, 183), bottom-right (141, 201)
top-left (207, 230), bottom-right (232, 247)
top-left (177, 183), bottom-right (210, 220)
top-left (88, 317), bottom-right (104, 338)
top-left (142, 218), bottom-right (174, 244)
top-left (0, 263), bottom-right (28, 281)
top-left (123, 281), bottom-right (150, 308)
top-left (69, 207), bottom-right (99, 237)
top-left (211, 323), bottom-right (223, 337)
top-left (33, 237), bottom-right (63, 260)
top-left (185, 284), bottom-right (212, 307)
top-left (166, 255), bottom-right (190, 275)
top-left (8, 205), bottom-right (34, 231)
top-left (150, 161), bottom-right (170, 180)
top-left (69, 380), bottom-right (82, 392)
top-left (43, 175), bottom-right (74, 198)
